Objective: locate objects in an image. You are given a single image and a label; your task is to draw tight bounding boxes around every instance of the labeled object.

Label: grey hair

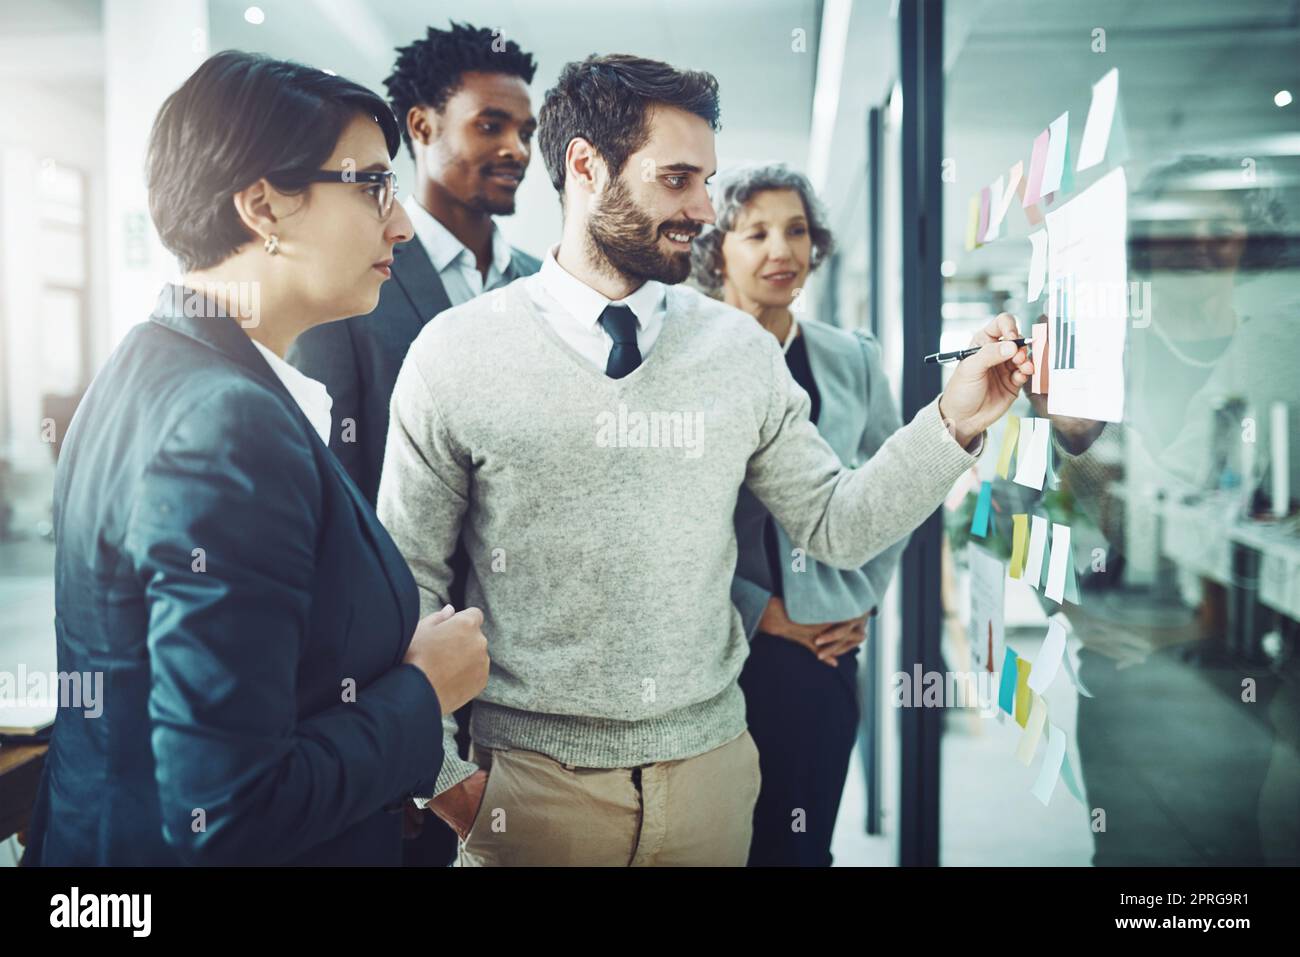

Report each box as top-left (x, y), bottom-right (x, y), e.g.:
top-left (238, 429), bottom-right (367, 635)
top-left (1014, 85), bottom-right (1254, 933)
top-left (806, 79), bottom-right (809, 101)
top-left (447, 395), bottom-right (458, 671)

top-left (690, 162), bottom-right (835, 297)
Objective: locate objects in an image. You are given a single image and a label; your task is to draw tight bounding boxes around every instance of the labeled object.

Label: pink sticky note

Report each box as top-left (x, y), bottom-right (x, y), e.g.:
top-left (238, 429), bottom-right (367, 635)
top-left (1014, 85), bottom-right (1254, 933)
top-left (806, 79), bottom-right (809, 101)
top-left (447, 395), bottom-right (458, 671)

top-left (1031, 321), bottom-right (1049, 393)
top-left (1022, 128), bottom-right (1050, 208)
top-left (977, 187), bottom-right (990, 247)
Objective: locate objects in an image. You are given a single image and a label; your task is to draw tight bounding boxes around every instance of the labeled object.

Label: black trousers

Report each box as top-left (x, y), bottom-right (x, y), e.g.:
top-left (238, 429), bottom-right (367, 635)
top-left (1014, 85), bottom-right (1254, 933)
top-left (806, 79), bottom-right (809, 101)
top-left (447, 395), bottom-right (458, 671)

top-left (739, 631), bottom-right (860, 867)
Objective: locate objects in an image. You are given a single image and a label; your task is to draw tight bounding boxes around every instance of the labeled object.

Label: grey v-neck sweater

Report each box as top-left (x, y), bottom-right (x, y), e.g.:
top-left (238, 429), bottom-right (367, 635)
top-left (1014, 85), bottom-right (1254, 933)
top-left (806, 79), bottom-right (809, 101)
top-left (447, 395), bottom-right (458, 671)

top-left (378, 275), bottom-right (981, 795)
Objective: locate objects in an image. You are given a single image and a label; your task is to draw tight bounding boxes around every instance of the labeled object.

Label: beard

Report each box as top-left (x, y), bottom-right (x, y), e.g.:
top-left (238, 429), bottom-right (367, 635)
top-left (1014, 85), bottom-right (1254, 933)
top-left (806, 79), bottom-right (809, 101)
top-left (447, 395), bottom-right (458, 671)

top-left (467, 189), bottom-right (517, 217)
top-left (585, 174), bottom-right (696, 285)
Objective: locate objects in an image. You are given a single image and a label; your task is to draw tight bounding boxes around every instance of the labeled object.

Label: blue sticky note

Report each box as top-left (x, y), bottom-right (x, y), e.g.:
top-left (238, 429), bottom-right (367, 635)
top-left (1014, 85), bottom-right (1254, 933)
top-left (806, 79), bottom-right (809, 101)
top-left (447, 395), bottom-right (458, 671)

top-left (998, 647), bottom-right (1019, 715)
top-left (971, 481), bottom-right (993, 537)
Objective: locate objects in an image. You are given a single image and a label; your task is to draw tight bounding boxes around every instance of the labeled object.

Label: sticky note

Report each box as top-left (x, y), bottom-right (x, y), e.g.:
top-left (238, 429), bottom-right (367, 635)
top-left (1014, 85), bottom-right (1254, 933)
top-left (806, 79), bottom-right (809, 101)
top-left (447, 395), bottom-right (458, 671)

top-left (995, 414), bottom-right (1020, 478)
top-left (1009, 514), bottom-right (1028, 579)
top-left (1064, 550), bottom-right (1081, 605)
top-left (1024, 515), bottom-right (1049, 589)
top-left (1059, 123), bottom-right (1075, 196)
top-left (1031, 723), bottom-right (1069, 805)
top-left (970, 481), bottom-right (993, 537)
top-left (1013, 417), bottom-right (1049, 491)
top-left (1016, 171), bottom-right (1044, 228)
top-left (1045, 434), bottom-right (1060, 490)
top-left (1040, 111), bottom-right (1069, 197)
top-left (965, 194), bottom-right (981, 251)
top-left (1022, 127), bottom-right (1050, 207)
top-left (1013, 418), bottom-right (1035, 480)
top-left (1061, 752), bottom-right (1086, 803)
top-left (1061, 637), bottom-right (1094, 697)
top-left (1076, 67), bottom-right (1119, 172)
top-left (1028, 619), bottom-right (1067, 694)
top-left (998, 647), bottom-right (1019, 715)
top-left (977, 186), bottom-right (990, 245)
top-left (982, 175), bottom-right (1005, 242)
top-left (1014, 657), bottom-right (1032, 727)
top-left (997, 161), bottom-right (1023, 224)
top-left (1016, 691), bottom-right (1048, 765)
top-left (1026, 229), bottom-right (1047, 302)
top-left (1045, 522), bottom-right (1072, 604)
top-left (1030, 321), bottom-right (1049, 393)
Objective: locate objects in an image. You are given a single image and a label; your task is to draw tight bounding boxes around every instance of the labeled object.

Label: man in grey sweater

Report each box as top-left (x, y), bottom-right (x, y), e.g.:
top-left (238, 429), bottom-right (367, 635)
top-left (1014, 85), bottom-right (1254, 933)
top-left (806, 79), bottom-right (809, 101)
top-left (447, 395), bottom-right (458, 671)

top-left (377, 54), bottom-right (1034, 866)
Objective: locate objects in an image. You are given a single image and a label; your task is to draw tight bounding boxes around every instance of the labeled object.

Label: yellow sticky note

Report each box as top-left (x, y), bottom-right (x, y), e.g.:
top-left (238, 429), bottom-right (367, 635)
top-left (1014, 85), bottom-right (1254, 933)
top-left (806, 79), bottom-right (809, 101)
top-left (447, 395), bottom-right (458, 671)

top-left (1014, 657), bottom-right (1032, 727)
top-left (995, 414), bottom-right (1020, 479)
top-left (965, 194), bottom-right (981, 251)
top-left (1016, 692), bottom-right (1048, 765)
top-left (1009, 514), bottom-right (1029, 579)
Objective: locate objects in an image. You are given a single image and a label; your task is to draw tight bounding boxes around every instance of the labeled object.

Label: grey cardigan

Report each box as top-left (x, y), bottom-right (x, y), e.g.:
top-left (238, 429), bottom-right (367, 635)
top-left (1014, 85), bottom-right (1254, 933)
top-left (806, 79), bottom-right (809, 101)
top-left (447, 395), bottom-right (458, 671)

top-left (731, 318), bottom-right (908, 636)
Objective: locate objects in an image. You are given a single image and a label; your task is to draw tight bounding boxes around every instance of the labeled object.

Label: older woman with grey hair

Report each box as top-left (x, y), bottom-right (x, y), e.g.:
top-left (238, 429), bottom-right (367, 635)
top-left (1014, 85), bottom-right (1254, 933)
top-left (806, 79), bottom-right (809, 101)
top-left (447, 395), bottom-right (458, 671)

top-left (694, 162), bottom-right (908, 867)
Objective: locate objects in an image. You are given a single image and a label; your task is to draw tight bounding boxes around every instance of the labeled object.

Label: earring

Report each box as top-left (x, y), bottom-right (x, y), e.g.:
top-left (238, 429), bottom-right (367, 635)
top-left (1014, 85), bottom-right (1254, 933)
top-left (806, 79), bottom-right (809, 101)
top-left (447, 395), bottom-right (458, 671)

top-left (264, 234), bottom-right (280, 255)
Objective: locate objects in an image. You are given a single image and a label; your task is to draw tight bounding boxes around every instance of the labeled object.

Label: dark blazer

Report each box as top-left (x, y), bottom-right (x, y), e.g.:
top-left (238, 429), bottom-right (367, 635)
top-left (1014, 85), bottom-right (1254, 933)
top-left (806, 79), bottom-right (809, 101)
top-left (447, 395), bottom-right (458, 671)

top-left (288, 235), bottom-right (541, 505)
top-left (22, 285), bottom-right (444, 866)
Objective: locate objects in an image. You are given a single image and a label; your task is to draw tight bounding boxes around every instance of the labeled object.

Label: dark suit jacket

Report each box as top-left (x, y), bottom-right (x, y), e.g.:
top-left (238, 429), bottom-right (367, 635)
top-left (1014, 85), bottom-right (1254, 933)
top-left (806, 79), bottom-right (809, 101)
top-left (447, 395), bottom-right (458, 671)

top-left (288, 235), bottom-right (541, 506)
top-left (22, 285), bottom-right (444, 866)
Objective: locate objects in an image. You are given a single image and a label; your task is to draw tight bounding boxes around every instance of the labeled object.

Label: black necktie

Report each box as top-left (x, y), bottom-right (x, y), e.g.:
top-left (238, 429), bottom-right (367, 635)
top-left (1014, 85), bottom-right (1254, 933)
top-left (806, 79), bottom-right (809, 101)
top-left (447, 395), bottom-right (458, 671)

top-left (598, 304), bottom-right (642, 379)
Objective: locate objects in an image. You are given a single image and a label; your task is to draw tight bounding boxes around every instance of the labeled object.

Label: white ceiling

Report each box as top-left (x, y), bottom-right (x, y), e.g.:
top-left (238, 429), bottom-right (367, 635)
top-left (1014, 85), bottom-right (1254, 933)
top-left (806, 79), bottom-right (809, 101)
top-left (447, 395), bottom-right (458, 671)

top-left (207, 0), bottom-right (823, 254)
top-left (945, 0), bottom-right (1300, 282)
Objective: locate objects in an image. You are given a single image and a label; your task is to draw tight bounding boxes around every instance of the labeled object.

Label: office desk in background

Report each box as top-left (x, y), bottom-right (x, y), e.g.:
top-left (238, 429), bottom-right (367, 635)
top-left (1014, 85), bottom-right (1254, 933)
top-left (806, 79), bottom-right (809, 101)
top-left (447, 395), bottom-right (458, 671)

top-left (0, 744), bottom-right (46, 851)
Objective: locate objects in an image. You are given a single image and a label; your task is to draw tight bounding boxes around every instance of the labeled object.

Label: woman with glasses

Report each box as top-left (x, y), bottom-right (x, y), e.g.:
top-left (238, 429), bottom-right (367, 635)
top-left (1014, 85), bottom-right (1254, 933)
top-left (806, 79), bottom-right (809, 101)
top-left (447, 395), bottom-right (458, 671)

top-left (693, 163), bottom-right (907, 867)
top-left (22, 51), bottom-right (488, 866)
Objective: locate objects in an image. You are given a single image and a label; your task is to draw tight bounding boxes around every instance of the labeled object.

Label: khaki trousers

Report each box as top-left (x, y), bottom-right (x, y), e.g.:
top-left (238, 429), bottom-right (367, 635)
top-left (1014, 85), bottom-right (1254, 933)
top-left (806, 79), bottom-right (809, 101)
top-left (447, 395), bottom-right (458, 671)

top-left (455, 729), bottom-right (762, 866)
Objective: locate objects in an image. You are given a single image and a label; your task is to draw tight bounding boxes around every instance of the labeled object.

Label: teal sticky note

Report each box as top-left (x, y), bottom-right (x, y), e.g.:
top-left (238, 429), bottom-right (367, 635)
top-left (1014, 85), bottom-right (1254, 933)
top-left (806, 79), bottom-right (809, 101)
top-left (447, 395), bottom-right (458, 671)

top-left (998, 647), bottom-right (1019, 715)
top-left (1060, 131), bottom-right (1075, 196)
top-left (1064, 550), bottom-right (1081, 604)
top-left (971, 481), bottom-right (992, 537)
top-left (1061, 752), bottom-right (1086, 804)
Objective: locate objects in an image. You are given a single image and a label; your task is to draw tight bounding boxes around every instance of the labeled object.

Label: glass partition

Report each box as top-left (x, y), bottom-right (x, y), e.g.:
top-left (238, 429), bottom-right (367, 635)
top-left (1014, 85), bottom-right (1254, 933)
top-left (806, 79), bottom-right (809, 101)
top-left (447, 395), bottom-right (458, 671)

top-left (940, 0), bottom-right (1299, 865)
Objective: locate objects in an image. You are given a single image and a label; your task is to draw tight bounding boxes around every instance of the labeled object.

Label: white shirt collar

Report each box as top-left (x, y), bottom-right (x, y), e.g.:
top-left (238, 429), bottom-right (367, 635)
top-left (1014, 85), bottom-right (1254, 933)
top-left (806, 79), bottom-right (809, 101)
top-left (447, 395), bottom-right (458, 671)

top-left (251, 338), bottom-right (333, 446)
top-left (537, 243), bottom-right (666, 333)
top-left (405, 194), bottom-right (512, 277)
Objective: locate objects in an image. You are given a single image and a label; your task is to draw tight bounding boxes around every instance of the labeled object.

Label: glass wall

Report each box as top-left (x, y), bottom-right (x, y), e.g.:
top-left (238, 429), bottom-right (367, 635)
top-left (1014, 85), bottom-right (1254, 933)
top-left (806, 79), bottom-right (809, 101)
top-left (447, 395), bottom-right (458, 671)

top-left (939, 0), bottom-right (1299, 865)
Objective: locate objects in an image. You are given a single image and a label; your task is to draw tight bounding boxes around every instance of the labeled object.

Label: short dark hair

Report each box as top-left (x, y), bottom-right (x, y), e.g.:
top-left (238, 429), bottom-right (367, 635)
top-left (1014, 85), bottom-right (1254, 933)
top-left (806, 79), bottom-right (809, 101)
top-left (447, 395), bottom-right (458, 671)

top-left (146, 50), bottom-right (401, 272)
top-left (537, 54), bottom-right (721, 196)
top-left (385, 21), bottom-right (538, 159)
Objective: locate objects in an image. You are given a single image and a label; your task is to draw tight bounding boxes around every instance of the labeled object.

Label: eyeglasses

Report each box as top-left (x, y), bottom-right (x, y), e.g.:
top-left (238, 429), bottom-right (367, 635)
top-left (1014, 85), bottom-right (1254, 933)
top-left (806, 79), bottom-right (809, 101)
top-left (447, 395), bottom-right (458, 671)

top-left (297, 169), bottom-right (398, 219)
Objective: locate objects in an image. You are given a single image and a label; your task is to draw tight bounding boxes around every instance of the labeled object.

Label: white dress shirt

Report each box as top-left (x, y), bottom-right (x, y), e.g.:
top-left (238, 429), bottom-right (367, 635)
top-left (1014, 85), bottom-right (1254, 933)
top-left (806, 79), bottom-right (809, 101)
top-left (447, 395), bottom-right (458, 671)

top-left (531, 244), bottom-right (666, 372)
top-left (251, 338), bottom-right (333, 446)
top-left (405, 194), bottom-right (514, 306)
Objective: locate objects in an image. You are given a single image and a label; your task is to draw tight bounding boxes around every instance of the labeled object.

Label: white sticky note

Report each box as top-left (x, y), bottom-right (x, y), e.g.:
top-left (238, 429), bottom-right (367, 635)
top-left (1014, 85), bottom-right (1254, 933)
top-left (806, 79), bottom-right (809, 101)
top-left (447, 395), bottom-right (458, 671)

top-left (1026, 229), bottom-right (1047, 302)
top-left (1025, 515), bottom-right (1049, 590)
top-left (1045, 522), bottom-right (1072, 604)
top-left (1076, 68), bottom-right (1118, 172)
top-left (1031, 723), bottom-right (1069, 806)
top-left (1016, 692), bottom-right (1048, 765)
top-left (1013, 417), bottom-right (1049, 491)
top-left (981, 174), bottom-right (1005, 243)
top-left (1028, 619), bottom-right (1067, 694)
top-left (1040, 111), bottom-right (1069, 195)
top-left (1012, 417), bottom-right (1036, 484)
